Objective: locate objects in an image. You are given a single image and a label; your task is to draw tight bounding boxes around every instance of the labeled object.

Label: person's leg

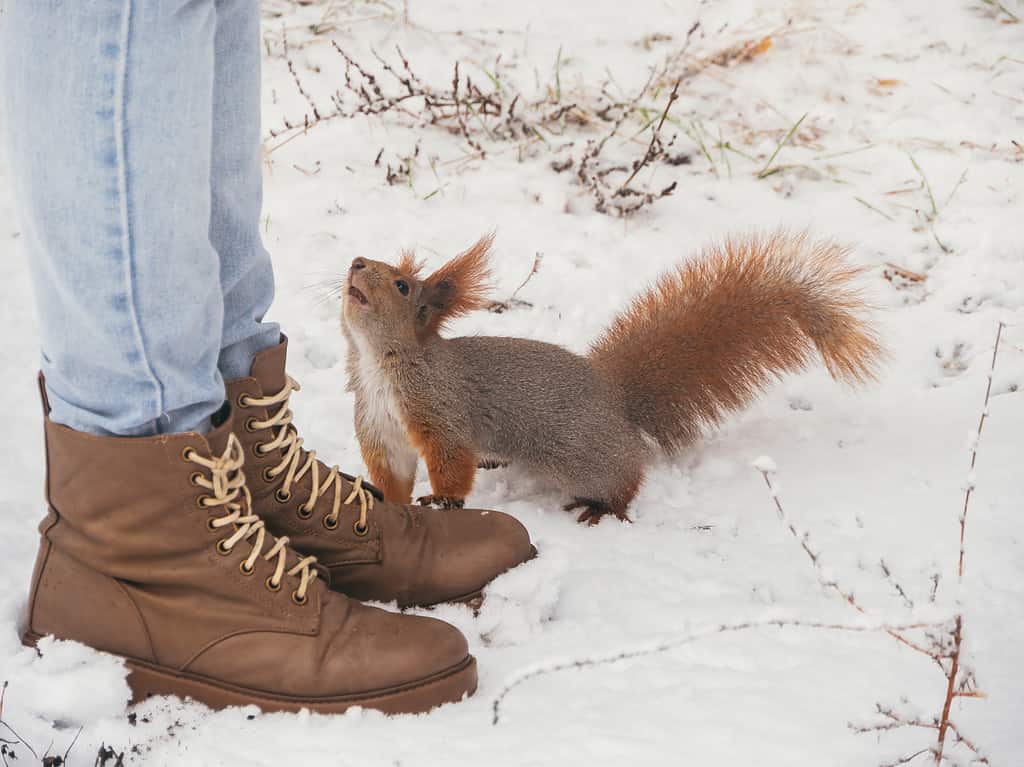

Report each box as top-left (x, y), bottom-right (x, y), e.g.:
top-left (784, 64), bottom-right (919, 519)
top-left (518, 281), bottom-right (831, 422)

top-left (210, 0), bottom-right (281, 380)
top-left (2, 0), bottom-right (224, 436)
top-left (6, 2), bottom-right (479, 714)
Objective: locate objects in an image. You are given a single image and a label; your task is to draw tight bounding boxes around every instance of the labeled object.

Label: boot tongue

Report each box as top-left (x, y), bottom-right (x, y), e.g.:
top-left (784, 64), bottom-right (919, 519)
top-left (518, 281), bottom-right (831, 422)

top-left (205, 403), bottom-right (234, 457)
top-left (250, 336), bottom-right (288, 396)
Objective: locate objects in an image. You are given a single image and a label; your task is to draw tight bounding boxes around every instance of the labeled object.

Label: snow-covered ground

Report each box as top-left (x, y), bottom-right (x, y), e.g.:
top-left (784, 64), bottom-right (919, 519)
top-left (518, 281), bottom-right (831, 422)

top-left (2, 1), bottom-right (1023, 764)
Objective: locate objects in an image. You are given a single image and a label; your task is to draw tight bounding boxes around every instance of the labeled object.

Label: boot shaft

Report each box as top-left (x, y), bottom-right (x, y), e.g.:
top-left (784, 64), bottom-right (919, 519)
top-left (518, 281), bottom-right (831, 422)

top-left (31, 397), bottom-right (321, 666)
top-left (42, 412), bottom-right (229, 583)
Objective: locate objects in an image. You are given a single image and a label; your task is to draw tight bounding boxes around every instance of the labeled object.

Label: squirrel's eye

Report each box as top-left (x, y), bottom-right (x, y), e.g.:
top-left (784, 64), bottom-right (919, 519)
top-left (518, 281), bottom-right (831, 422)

top-left (395, 280), bottom-right (410, 296)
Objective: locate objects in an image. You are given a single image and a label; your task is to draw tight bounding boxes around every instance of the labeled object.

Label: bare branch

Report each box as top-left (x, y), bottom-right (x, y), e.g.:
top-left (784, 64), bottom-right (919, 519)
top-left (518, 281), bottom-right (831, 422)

top-left (488, 252), bottom-right (544, 313)
top-left (957, 321), bottom-right (1005, 581)
top-left (491, 617), bottom-right (943, 725)
top-left (880, 559), bottom-right (915, 609)
top-left (757, 469), bottom-right (940, 662)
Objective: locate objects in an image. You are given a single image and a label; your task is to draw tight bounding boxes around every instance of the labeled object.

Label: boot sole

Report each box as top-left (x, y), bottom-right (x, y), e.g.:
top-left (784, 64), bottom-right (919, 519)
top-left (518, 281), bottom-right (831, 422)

top-left (420, 587), bottom-right (485, 611)
top-left (23, 631), bottom-right (476, 715)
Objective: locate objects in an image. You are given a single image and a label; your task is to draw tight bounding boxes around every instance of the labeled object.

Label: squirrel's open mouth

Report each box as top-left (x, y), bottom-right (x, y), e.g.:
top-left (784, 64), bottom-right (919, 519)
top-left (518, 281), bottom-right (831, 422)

top-left (347, 285), bottom-right (369, 306)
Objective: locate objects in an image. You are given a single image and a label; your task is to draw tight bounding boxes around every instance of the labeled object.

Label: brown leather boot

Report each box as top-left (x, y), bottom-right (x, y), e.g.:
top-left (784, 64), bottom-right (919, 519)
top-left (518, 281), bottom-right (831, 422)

top-left (226, 337), bottom-right (535, 608)
top-left (23, 395), bottom-right (476, 714)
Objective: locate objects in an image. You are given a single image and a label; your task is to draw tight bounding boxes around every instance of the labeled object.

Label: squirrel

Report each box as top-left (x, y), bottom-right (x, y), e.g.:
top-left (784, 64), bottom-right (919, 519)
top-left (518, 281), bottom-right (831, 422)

top-left (341, 231), bottom-right (883, 524)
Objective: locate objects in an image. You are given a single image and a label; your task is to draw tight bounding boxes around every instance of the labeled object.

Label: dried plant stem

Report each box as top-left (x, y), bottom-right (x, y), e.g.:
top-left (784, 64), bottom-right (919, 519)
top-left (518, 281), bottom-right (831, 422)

top-left (613, 79), bottom-right (680, 196)
top-left (943, 169), bottom-right (968, 209)
top-left (933, 320), bottom-right (1004, 765)
top-left (757, 112), bottom-right (807, 178)
top-left (487, 252), bottom-right (544, 313)
top-left (958, 320), bottom-right (1004, 580)
top-left (883, 262), bottom-right (927, 284)
top-left (982, 0), bottom-right (1020, 22)
top-left (0, 683), bottom-right (38, 762)
top-left (879, 748), bottom-right (931, 767)
top-left (934, 615), bottom-right (963, 763)
top-left (268, 24), bottom-right (783, 217)
top-left (756, 320), bottom-right (1006, 766)
top-left (757, 471), bottom-right (937, 662)
top-left (855, 196), bottom-right (894, 221)
top-left (880, 559), bottom-right (914, 609)
top-left (908, 154), bottom-right (938, 217)
top-left (490, 617), bottom-right (941, 726)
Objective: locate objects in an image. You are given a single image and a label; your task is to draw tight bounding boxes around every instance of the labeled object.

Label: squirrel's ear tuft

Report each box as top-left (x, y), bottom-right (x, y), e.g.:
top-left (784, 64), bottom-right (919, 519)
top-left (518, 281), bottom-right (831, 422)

top-left (418, 233), bottom-right (495, 334)
top-left (397, 249), bottom-right (424, 279)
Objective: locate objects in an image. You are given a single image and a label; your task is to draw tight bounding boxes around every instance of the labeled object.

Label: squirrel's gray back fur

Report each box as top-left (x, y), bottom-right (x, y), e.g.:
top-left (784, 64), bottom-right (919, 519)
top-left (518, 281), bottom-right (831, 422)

top-left (409, 335), bottom-right (647, 501)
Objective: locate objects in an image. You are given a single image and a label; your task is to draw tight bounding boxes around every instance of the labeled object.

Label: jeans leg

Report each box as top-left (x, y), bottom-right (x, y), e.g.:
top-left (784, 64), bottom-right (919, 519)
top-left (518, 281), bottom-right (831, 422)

top-left (212, 0), bottom-right (281, 381)
top-left (2, 0), bottom-right (224, 436)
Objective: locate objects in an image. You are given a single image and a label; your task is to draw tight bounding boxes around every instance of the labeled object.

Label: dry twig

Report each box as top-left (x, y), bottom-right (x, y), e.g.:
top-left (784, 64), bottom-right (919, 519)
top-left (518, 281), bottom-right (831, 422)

top-left (755, 320), bottom-right (1007, 766)
top-left (264, 24), bottom-right (785, 216)
top-left (932, 321), bottom-right (1004, 766)
top-left (488, 252), bottom-right (544, 313)
top-left (491, 617), bottom-right (941, 726)
top-left (575, 75), bottom-right (682, 216)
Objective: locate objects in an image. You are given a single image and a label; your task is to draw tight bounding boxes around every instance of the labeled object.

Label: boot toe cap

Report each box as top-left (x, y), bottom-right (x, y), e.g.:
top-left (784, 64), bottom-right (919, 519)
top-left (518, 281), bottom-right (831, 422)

top-left (326, 506), bottom-right (536, 608)
top-left (472, 509), bottom-right (535, 579)
top-left (334, 603), bottom-right (472, 691)
top-left (416, 508), bottom-right (535, 606)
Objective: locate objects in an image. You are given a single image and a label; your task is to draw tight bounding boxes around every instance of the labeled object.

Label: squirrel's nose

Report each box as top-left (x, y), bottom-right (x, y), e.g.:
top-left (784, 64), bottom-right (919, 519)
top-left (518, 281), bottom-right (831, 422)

top-left (351, 258), bottom-right (367, 271)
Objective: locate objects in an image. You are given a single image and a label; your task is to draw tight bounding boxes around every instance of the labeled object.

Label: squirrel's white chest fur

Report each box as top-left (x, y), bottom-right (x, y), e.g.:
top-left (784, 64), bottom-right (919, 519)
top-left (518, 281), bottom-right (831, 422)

top-left (348, 334), bottom-right (419, 478)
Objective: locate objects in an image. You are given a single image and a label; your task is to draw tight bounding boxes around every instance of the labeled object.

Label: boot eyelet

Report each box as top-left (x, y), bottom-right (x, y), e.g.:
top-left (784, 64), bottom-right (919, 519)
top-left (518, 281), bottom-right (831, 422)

top-left (353, 521), bottom-right (369, 537)
top-left (207, 518), bottom-right (219, 532)
top-left (262, 467), bottom-right (277, 483)
top-left (292, 591), bottom-right (308, 606)
top-left (236, 393), bottom-right (252, 408)
top-left (189, 472), bottom-right (204, 487)
top-left (253, 443), bottom-right (268, 458)
top-left (297, 506), bottom-right (313, 520)
top-left (244, 417), bottom-right (259, 433)
top-left (181, 447), bottom-right (196, 462)
top-left (195, 495), bottom-right (211, 509)
top-left (265, 576), bottom-right (282, 593)
top-left (216, 540), bottom-right (232, 556)
top-left (323, 515), bottom-right (339, 530)
top-left (275, 489), bottom-right (291, 503)
top-left (239, 561), bottom-right (255, 576)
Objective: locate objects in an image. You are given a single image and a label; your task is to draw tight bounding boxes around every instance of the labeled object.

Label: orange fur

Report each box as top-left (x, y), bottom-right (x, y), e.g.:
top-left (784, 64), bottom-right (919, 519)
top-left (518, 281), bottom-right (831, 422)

top-left (588, 230), bottom-right (884, 452)
top-left (397, 249), bottom-right (424, 280)
top-left (404, 423), bottom-right (477, 502)
top-left (360, 444), bottom-right (414, 504)
top-left (420, 233), bottom-right (494, 336)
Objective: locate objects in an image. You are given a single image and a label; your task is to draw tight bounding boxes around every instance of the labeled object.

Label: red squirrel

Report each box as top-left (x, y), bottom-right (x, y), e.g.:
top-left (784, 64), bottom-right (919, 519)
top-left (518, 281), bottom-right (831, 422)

top-left (341, 232), bottom-right (882, 524)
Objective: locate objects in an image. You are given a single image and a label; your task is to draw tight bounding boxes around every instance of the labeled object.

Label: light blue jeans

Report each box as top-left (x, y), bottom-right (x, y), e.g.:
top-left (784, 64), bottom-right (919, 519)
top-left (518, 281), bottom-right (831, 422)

top-left (2, 0), bottom-right (280, 436)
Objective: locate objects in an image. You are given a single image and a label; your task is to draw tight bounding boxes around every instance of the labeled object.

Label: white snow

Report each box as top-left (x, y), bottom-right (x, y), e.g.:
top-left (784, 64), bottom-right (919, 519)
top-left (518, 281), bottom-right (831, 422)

top-left (1, 1), bottom-right (1023, 765)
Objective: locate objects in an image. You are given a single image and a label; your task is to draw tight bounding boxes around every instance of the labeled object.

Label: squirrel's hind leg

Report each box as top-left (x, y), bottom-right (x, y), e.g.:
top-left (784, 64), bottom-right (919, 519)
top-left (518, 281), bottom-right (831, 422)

top-left (563, 469), bottom-right (643, 525)
top-left (564, 498), bottom-right (631, 525)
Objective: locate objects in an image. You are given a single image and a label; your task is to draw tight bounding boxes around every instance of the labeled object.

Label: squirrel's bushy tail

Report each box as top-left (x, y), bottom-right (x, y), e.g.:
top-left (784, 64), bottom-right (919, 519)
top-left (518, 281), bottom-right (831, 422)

top-left (587, 231), bottom-right (883, 452)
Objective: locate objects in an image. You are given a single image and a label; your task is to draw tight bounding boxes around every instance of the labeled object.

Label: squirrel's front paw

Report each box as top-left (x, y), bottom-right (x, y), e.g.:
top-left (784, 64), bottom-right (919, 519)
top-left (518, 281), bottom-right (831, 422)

top-left (417, 495), bottom-right (466, 509)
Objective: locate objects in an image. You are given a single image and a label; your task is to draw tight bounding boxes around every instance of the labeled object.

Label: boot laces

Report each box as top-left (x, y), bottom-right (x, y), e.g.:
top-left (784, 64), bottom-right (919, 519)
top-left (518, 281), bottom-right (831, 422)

top-left (242, 377), bottom-right (373, 535)
top-left (187, 434), bottom-right (318, 602)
